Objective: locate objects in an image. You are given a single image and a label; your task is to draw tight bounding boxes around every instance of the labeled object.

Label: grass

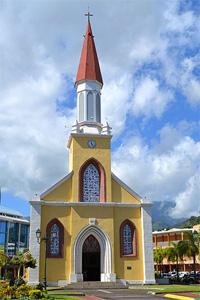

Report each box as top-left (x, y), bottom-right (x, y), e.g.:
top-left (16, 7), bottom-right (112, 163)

top-left (129, 284), bottom-right (200, 294)
top-left (47, 289), bottom-right (84, 300)
top-left (48, 290), bottom-right (83, 295)
top-left (48, 297), bottom-right (81, 300)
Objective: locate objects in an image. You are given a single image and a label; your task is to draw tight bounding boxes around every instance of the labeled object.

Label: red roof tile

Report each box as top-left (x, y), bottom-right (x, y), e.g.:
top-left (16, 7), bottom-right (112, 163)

top-left (76, 21), bottom-right (103, 85)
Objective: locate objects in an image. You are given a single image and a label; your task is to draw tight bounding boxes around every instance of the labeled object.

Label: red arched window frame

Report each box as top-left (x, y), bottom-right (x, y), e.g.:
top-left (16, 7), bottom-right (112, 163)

top-left (46, 218), bottom-right (64, 258)
top-left (79, 158), bottom-right (106, 202)
top-left (120, 219), bottom-right (137, 257)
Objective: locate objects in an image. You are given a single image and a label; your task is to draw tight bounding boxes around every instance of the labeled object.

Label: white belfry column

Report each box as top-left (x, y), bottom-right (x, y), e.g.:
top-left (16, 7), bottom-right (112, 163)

top-left (141, 203), bottom-right (155, 284)
top-left (28, 198), bottom-right (41, 285)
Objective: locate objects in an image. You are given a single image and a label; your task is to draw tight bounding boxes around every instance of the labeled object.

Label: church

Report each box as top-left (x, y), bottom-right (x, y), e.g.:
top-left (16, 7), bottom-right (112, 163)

top-left (28, 17), bottom-right (155, 286)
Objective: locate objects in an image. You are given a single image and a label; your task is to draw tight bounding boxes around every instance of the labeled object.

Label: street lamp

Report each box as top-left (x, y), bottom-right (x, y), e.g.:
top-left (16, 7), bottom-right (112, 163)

top-left (35, 228), bottom-right (48, 292)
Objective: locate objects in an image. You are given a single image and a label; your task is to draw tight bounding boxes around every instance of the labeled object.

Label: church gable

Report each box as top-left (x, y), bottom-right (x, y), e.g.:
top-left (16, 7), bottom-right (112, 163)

top-left (41, 171), bottom-right (73, 202)
top-left (111, 173), bottom-right (141, 204)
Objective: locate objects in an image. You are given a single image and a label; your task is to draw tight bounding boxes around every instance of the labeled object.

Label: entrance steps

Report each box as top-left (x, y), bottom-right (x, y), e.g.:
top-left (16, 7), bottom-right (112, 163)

top-left (66, 281), bottom-right (127, 289)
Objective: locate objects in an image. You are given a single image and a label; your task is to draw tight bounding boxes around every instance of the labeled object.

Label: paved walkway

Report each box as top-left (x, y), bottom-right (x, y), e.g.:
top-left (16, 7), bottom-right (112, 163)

top-left (78, 288), bottom-right (164, 300)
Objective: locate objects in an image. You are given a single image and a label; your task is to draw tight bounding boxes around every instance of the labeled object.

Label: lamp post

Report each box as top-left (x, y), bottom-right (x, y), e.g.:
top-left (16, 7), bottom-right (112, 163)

top-left (36, 229), bottom-right (48, 292)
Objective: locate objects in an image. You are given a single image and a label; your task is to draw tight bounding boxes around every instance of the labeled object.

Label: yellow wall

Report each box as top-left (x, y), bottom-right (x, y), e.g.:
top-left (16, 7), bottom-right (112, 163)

top-left (39, 133), bottom-right (144, 282)
top-left (114, 207), bottom-right (143, 280)
top-left (42, 176), bottom-right (72, 202)
top-left (111, 177), bottom-right (141, 204)
top-left (69, 135), bottom-right (112, 202)
top-left (40, 206), bottom-right (71, 282)
top-left (40, 205), bottom-right (144, 282)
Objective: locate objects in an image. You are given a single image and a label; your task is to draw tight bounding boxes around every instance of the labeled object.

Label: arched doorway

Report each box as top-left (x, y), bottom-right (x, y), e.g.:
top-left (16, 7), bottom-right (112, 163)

top-left (71, 224), bottom-right (116, 283)
top-left (82, 235), bottom-right (100, 281)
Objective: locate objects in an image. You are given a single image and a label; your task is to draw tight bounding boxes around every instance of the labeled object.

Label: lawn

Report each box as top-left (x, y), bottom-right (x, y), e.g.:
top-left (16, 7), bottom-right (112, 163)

top-left (47, 289), bottom-right (84, 300)
top-left (48, 297), bottom-right (81, 300)
top-left (129, 284), bottom-right (200, 294)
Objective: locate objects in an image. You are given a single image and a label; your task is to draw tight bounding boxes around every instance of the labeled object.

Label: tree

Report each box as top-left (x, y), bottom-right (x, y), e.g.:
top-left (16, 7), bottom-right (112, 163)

top-left (154, 248), bottom-right (166, 275)
top-left (177, 231), bottom-right (199, 277)
top-left (10, 250), bottom-right (36, 281)
top-left (0, 251), bottom-right (9, 278)
top-left (166, 242), bottom-right (184, 280)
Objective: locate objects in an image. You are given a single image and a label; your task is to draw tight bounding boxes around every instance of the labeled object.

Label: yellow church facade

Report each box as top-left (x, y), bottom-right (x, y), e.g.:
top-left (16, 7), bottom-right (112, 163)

top-left (28, 18), bottom-right (155, 286)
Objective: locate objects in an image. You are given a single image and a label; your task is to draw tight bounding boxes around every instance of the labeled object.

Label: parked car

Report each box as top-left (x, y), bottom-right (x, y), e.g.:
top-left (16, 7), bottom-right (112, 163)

top-left (181, 273), bottom-right (200, 284)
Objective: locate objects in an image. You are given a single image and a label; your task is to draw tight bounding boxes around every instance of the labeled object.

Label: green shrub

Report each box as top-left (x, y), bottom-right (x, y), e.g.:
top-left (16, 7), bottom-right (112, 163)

top-left (15, 284), bottom-right (31, 298)
top-left (29, 289), bottom-right (44, 299)
top-left (0, 284), bottom-right (17, 299)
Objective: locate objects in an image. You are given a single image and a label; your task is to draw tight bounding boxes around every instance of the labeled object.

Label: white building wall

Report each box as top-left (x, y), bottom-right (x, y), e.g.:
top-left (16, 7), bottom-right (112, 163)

top-left (28, 201), bottom-right (41, 285)
top-left (141, 205), bottom-right (155, 284)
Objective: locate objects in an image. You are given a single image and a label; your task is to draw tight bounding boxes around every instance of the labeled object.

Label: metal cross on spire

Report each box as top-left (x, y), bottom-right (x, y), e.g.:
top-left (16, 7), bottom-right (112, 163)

top-left (85, 8), bottom-right (93, 22)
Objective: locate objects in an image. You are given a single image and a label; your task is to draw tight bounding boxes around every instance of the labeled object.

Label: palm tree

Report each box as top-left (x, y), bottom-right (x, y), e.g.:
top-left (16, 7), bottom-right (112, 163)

top-left (10, 250), bottom-right (36, 281)
top-left (166, 242), bottom-right (185, 280)
top-left (154, 247), bottom-right (166, 275)
top-left (177, 231), bottom-right (199, 277)
top-left (0, 251), bottom-right (9, 279)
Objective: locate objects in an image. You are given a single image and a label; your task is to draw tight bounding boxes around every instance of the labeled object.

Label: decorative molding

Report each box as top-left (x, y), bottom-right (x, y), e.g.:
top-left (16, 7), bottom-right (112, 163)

top-left (30, 200), bottom-right (152, 209)
top-left (89, 218), bottom-right (97, 225)
top-left (40, 171), bottom-right (73, 198)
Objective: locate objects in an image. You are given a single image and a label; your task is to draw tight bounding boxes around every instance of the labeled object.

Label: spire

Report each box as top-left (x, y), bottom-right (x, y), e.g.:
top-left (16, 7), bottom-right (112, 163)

top-left (76, 17), bottom-right (103, 86)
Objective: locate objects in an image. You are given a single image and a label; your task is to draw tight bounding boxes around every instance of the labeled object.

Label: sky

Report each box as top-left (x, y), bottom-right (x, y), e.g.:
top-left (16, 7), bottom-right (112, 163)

top-left (0, 0), bottom-right (200, 218)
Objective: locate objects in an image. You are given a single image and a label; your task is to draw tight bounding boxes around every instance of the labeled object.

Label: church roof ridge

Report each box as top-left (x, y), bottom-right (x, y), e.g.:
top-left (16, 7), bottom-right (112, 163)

top-left (75, 19), bottom-right (103, 85)
top-left (111, 172), bottom-right (143, 201)
top-left (40, 171), bottom-right (73, 199)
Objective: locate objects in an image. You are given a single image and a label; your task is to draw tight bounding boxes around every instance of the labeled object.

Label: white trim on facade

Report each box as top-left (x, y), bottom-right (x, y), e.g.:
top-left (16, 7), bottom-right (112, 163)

top-left (30, 200), bottom-right (152, 208)
top-left (70, 224), bottom-right (116, 283)
top-left (141, 206), bottom-right (155, 284)
top-left (28, 202), bottom-right (41, 285)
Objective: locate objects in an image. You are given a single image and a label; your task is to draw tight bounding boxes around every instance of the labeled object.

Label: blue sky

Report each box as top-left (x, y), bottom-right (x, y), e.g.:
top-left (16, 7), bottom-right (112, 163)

top-left (0, 0), bottom-right (200, 218)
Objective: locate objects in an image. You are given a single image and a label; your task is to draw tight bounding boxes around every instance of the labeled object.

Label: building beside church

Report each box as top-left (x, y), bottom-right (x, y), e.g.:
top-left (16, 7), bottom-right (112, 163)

top-left (153, 226), bottom-right (200, 273)
top-left (29, 18), bottom-right (155, 286)
top-left (0, 205), bottom-right (29, 256)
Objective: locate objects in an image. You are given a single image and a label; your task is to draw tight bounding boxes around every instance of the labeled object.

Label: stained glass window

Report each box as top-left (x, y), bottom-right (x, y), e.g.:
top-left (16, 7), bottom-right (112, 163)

top-left (123, 224), bottom-right (133, 255)
top-left (83, 164), bottom-right (100, 202)
top-left (50, 224), bottom-right (60, 256)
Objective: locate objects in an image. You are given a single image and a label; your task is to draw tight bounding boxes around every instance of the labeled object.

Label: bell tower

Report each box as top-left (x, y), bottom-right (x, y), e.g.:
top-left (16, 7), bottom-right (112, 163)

top-left (72, 14), bottom-right (111, 135)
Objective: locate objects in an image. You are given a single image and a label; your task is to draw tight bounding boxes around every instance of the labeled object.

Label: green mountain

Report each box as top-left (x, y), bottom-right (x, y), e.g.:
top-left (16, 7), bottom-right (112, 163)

top-left (151, 201), bottom-right (185, 231)
top-left (174, 215), bottom-right (200, 229)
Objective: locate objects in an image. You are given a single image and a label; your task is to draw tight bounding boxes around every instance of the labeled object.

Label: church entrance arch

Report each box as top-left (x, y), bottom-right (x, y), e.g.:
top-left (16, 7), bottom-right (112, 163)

top-left (72, 225), bottom-right (115, 282)
top-left (82, 235), bottom-right (100, 281)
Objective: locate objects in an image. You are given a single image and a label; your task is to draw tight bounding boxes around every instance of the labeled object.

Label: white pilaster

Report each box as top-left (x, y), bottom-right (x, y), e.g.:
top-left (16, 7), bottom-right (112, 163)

top-left (141, 205), bottom-right (155, 284)
top-left (28, 199), bottom-right (41, 285)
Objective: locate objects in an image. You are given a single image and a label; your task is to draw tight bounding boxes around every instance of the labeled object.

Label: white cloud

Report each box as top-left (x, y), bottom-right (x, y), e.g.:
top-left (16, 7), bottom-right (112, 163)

top-left (131, 77), bottom-right (173, 118)
top-left (112, 124), bottom-right (200, 218)
top-left (0, 57), bottom-right (75, 198)
top-left (0, 0), bottom-right (199, 221)
top-left (101, 73), bottom-right (132, 135)
top-left (171, 174), bottom-right (200, 218)
top-left (179, 56), bottom-right (200, 105)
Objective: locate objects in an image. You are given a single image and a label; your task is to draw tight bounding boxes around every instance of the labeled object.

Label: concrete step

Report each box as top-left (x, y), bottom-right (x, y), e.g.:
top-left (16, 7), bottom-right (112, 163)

top-left (66, 281), bottom-right (127, 289)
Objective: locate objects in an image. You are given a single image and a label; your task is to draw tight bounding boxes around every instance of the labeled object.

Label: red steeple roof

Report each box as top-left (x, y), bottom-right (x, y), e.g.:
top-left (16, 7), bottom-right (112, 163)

top-left (76, 20), bottom-right (103, 85)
